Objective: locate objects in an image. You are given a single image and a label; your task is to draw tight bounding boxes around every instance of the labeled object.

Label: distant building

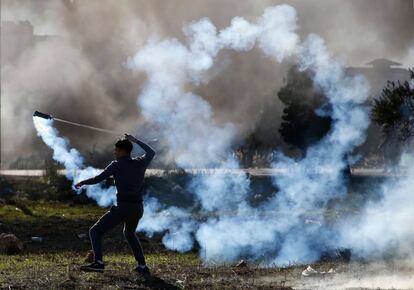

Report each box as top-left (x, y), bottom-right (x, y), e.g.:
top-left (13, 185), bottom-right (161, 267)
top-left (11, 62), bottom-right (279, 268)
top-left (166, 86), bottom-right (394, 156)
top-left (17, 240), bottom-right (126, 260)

top-left (0, 21), bottom-right (57, 65)
top-left (348, 58), bottom-right (410, 98)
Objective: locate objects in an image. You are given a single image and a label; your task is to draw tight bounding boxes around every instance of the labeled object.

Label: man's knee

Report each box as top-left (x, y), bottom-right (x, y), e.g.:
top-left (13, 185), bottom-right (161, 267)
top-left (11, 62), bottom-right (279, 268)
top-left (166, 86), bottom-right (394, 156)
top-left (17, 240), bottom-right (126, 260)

top-left (89, 224), bottom-right (102, 237)
top-left (123, 227), bottom-right (136, 239)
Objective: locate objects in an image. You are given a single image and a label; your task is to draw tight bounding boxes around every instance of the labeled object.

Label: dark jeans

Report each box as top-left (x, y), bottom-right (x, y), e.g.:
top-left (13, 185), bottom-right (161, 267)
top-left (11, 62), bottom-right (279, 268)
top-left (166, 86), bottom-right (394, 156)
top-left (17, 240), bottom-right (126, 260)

top-left (89, 202), bottom-right (145, 265)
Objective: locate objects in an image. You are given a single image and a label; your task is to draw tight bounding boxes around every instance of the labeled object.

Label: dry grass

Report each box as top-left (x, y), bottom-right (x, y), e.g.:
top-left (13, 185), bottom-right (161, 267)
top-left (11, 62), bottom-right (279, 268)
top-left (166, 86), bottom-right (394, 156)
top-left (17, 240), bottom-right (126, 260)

top-left (1, 187), bottom-right (409, 289)
top-left (0, 200), bottom-right (297, 289)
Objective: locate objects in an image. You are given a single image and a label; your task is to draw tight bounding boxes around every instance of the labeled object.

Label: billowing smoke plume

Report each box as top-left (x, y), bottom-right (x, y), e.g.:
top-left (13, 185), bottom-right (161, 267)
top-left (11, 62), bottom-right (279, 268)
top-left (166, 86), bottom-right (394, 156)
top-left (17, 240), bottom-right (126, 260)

top-left (126, 4), bottom-right (297, 168)
top-left (126, 5), bottom-right (298, 219)
top-left (131, 5), bottom-right (370, 262)
top-left (33, 4), bottom-right (387, 265)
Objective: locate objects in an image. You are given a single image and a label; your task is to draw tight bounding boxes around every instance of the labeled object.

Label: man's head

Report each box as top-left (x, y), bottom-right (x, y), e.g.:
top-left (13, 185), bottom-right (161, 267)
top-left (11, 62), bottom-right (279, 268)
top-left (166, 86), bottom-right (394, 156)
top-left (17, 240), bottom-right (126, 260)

top-left (114, 138), bottom-right (133, 159)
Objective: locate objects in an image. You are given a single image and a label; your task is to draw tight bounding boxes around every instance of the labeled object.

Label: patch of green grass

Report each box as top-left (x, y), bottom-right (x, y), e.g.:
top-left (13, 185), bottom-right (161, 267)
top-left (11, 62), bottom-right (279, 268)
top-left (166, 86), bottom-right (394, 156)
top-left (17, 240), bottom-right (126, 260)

top-left (0, 200), bottom-right (105, 220)
top-left (0, 199), bottom-right (198, 289)
top-left (0, 251), bottom-right (199, 272)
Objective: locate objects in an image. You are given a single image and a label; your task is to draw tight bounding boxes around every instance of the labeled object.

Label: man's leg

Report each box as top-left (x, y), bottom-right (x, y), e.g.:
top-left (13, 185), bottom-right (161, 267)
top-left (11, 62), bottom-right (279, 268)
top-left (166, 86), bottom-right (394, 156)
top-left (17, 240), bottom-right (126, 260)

top-left (123, 203), bottom-right (146, 266)
top-left (89, 206), bottom-right (124, 262)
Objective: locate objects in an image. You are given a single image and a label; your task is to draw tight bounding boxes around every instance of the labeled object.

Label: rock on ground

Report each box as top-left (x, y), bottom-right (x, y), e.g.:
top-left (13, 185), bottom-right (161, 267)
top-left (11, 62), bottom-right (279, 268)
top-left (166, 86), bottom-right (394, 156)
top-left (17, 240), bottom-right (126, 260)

top-left (0, 233), bottom-right (23, 254)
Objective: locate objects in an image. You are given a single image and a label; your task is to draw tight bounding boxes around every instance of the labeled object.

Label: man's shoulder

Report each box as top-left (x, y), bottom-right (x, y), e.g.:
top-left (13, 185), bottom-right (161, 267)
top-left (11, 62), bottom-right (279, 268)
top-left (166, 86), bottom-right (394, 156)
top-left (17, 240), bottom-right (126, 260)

top-left (107, 160), bottom-right (118, 168)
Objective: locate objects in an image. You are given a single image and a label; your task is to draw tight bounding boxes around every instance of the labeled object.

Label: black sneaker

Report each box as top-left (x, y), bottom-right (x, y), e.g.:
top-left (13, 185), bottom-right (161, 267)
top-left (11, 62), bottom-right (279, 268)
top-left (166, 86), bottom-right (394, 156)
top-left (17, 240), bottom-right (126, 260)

top-left (80, 261), bottom-right (105, 272)
top-left (134, 265), bottom-right (150, 275)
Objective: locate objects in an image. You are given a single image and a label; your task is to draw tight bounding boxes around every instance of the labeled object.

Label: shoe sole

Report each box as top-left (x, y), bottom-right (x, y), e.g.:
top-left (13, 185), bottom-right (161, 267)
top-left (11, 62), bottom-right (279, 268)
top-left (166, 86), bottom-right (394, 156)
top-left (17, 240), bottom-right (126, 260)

top-left (80, 267), bottom-right (104, 273)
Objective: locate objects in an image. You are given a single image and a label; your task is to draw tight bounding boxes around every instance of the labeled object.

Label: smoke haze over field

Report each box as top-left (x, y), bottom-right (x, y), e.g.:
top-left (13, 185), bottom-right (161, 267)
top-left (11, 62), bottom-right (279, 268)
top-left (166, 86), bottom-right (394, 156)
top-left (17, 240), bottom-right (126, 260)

top-left (31, 2), bottom-right (383, 265)
top-left (19, 5), bottom-right (414, 285)
top-left (1, 0), bottom-right (414, 168)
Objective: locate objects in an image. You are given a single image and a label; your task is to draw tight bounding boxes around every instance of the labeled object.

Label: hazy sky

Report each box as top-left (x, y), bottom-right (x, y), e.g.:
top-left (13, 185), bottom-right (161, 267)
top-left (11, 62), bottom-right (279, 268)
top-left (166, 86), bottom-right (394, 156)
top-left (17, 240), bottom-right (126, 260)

top-left (1, 0), bottom-right (413, 168)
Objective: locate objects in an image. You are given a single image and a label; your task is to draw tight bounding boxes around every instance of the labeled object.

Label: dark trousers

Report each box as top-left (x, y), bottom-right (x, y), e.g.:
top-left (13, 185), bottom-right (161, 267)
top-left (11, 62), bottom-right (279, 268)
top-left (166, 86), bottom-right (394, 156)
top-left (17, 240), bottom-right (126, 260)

top-left (89, 202), bottom-right (146, 265)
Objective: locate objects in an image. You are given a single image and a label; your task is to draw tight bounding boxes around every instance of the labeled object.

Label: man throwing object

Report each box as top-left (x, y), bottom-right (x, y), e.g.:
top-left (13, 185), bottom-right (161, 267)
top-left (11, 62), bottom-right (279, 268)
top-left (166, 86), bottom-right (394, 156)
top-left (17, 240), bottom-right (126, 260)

top-left (75, 134), bottom-right (155, 274)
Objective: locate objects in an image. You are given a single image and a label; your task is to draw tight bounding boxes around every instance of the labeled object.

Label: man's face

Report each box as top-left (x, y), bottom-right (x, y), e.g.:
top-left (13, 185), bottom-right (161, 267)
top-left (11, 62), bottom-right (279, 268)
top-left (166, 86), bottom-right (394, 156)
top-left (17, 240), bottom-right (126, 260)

top-left (113, 146), bottom-right (128, 159)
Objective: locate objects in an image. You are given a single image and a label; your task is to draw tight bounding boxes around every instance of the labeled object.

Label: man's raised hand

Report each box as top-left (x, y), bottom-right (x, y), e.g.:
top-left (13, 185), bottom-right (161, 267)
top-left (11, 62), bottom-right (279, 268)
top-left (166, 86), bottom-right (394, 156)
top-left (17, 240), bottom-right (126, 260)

top-left (124, 133), bottom-right (137, 143)
top-left (74, 181), bottom-right (84, 189)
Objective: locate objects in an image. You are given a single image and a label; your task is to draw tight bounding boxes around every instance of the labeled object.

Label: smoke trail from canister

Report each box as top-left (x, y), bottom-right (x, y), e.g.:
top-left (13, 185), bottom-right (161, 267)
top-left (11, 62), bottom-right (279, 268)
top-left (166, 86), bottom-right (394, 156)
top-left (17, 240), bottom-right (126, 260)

top-left (33, 117), bottom-right (117, 206)
top-left (33, 117), bottom-right (83, 178)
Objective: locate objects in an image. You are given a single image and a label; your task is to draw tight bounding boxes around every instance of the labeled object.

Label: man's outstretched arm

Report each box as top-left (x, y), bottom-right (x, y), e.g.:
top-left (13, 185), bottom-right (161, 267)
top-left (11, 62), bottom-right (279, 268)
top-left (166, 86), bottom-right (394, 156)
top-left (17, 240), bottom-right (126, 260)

top-left (125, 133), bottom-right (156, 162)
top-left (74, 162), bottom-right (115, 189)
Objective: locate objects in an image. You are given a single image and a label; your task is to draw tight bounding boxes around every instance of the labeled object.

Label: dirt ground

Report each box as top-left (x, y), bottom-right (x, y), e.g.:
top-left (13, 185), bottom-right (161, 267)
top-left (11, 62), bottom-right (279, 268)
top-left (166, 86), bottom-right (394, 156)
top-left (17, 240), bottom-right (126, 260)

top-left (1, 199), bottom-right (413, 289)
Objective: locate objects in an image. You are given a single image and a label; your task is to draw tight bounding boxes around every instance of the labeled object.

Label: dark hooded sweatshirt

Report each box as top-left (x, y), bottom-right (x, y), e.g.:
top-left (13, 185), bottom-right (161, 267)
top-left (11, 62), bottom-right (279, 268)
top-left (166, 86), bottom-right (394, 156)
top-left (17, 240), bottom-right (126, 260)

top-left (82, 140), bottom-right (155, 203)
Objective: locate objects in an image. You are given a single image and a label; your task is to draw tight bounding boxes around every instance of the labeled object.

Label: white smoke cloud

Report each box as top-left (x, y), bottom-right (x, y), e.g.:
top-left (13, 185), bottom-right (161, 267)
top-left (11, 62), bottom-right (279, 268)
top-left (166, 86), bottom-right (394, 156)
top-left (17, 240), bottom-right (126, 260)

top-left (126, 4), bottom-right (371, 264)
top-left (36, 3), bottom-right (414, 267)
top-left (196, 28), bottom-right (371, 265)
top-left (138, 197), bottom-right (197, 252)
